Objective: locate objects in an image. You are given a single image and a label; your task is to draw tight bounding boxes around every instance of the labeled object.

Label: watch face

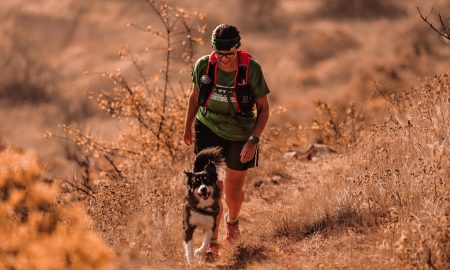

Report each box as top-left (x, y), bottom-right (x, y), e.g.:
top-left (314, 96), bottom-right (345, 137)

top-left (249, 136), bottom-right (259, 144)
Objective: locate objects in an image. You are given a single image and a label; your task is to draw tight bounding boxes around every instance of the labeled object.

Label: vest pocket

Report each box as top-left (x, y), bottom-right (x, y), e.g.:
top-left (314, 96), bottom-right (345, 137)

top-left (198, 82), bottom-right (214, 106)
top-left (236, 84), bottom-right (253, 112)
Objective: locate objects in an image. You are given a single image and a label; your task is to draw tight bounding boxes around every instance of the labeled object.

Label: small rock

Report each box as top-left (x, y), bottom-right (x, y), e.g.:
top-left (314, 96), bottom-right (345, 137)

top-left (283, 151), bottom-right (298, 159)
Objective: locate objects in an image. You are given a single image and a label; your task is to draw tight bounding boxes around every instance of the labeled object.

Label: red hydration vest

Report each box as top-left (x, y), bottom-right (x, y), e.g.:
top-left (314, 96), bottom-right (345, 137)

top-left (198, 50), bottom-right (254, 117)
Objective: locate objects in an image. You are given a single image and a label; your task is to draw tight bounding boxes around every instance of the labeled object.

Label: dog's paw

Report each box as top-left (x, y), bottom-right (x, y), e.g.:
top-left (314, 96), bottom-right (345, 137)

top-left (194, 248), bottom-right (205, 256)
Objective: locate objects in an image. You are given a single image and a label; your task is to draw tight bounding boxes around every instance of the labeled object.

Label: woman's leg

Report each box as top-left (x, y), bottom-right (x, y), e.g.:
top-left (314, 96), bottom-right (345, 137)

top-left (224, 168), bottom-right (247, 220)
top-left (212, 181), bottom-right (223, 240)
top-left (211, 168), bottom-right (246, 240)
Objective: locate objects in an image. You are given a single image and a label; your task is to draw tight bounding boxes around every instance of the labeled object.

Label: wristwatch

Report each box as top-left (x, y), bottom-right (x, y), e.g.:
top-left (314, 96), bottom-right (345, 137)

top-left (248, 135), bottom-right (260, 144)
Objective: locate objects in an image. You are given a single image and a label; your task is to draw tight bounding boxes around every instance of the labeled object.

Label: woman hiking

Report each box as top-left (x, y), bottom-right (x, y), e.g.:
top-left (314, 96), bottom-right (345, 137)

top-left (183, 23), bottom-right (270, 258)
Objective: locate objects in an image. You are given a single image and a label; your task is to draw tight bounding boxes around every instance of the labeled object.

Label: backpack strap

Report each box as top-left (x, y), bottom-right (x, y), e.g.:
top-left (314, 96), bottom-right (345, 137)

top-left (198, 52), bottom-right (217, 108)
top-left (198, 50), bottom-right (252, 113)
top-left (233, 51), bottom-right (251, 113)
top-left (236, 50), bottom-right (251, 85)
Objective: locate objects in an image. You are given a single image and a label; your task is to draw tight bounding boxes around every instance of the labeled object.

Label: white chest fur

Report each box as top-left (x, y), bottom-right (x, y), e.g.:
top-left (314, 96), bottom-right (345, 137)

top-left (189, 211), bottom-right (214, 229)
top-left (195, 195), bottom-right (214, 209)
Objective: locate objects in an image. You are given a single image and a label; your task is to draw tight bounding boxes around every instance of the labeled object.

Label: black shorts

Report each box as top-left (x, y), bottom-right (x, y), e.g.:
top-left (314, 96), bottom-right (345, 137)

top-left (194, 120), bottom-right (258, 171)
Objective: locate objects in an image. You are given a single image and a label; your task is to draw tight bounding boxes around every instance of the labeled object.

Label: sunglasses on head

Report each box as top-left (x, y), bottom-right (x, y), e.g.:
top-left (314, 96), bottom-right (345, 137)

top-left (215, 50), bottom-right (236, 58)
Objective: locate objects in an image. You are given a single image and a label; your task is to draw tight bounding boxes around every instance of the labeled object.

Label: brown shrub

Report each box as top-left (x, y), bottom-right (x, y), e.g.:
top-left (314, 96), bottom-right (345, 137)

top-left (345, 73), bottom-right (449, 268)
top-left (269, 73), bottom-right (449, 269)
top-left (54, 2), bottom-right (207, 267)
top-left (83, 162), bottom-right (185, 265)
top-left (0, 148), bottom-right (113, 269)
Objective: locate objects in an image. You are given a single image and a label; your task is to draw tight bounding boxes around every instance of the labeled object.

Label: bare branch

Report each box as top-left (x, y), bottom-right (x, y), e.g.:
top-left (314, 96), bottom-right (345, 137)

top-left (62, 177), bottom-right (92, 196)
top-left (110, 74), bottom-right (152, 130)
top-left (181, 16), bottom-right (196, 67)
top-left (126, 49), bottom-right (151, 97)
top-left (145, 0), bottom-right (169, 29)
top-left (417, 6), bottom-right (450, 41)
top-left (438, 14), bottom-right (449, 36)
top-left (104, 154), bottom-right (125, 180)
top-left (128, 22), bottom-right (153, 33)
top-left (168, 16), bottom-right (180, 32)
top-left (64, 144), bottom-right (94, 193)
top-left (128, 23), bottom-right (168, 39)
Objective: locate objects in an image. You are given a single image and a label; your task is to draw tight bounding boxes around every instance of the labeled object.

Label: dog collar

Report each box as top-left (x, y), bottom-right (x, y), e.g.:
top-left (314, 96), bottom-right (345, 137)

top-left (186, 201), bottom-right (218, 217)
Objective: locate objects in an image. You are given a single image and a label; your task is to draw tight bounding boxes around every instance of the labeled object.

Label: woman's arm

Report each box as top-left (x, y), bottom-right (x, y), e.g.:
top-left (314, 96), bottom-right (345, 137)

top-left (183, 84), bottom-right (200, 146)
top-left (240, 95), bottom-right (270, 163)
top-left (250, 95), bottom-right (270, 138)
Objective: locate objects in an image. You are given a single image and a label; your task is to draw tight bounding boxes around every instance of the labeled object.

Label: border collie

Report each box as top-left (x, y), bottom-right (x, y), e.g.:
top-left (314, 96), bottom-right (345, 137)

top-left (183, 147), bottom-right (224, 264)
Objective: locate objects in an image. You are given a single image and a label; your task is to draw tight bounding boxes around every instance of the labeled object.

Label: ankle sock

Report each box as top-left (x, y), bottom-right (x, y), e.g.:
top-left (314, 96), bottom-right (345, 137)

top-left (226, 216), bottom-right (239, 224)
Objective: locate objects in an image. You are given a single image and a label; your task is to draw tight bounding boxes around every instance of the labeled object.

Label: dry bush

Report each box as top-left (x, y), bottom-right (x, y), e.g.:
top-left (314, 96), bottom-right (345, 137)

top-left (343, 73), bottom-right (449, 269)
top-left (316, 0), bottom-right (406, 20)
top-left (0, 148), bottom-right (113, 269)
top-left (83, 163), bottom-right (185, 265)
top-left (310, 100), bottom-right (364, 149)
top-left (270, 73), bottom-right (449, 269)
top-left (53, 0), bottom-right (208, 267)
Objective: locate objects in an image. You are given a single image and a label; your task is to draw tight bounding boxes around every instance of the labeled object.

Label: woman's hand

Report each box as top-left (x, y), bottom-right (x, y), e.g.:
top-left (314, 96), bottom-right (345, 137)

top-left (240, 141), bottom-right (257, 163)
top-left (183, 128), bottom-right (194, 146)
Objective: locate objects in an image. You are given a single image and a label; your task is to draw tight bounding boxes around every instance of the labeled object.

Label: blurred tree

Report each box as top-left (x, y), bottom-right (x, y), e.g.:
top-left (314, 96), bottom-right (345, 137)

top-left (239, 0), bottom-right (281, 30)
top-left (318, 0), bottom-right (405, 20)
top-left (0, 12), bottom-right (56, 105)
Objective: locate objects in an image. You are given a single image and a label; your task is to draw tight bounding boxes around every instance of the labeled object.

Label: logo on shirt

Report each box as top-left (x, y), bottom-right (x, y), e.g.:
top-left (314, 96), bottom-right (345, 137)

top-left (211, 84), bottom-right (236, 103)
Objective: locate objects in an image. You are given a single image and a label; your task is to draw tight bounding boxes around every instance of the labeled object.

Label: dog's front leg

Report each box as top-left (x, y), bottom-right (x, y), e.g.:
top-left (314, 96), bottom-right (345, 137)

top-left (184, 225), bottom-right (195, 264)
top-left (184, 240), bottom-right (194, 264)
top-left (194, 229), bottom-right (213, 256)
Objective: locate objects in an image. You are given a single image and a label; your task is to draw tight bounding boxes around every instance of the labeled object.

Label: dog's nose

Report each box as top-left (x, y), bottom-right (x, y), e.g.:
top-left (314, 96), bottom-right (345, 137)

top-left (200, 186), bottom-right (208, 194)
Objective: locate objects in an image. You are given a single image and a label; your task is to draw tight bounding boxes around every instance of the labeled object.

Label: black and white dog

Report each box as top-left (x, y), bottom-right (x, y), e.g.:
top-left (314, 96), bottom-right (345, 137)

top-left (183, 147), bottom-right (224, 264)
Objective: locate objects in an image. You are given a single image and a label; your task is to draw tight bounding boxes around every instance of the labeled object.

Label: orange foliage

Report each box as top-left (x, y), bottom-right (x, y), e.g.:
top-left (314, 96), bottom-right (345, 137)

top-left (0, 148), bottom-right (113, 270)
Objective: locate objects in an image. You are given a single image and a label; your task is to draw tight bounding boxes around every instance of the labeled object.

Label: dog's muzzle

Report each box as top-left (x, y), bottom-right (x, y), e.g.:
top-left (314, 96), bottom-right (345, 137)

top-left (197, 185), bottom-right (210, 199)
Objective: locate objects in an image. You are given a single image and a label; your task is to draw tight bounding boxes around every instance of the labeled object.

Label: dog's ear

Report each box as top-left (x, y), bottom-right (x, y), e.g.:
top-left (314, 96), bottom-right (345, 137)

top-left (184, 171), bottom-right (194, 186)
top-left (204, 161), bottom-right (216, 176)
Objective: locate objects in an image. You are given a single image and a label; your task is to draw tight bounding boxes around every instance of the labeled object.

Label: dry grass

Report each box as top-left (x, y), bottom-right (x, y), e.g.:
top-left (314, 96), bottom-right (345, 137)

top-left (73, 72), bottom-right (447, 269)
top-left (84, 163), bottom-right (186, 266)
top-left (265, 73), bottom-right (449, 269)
top-left (0, 0), bottom-right (449, 269)
top-left (0, 148), bottom-right (113, 269)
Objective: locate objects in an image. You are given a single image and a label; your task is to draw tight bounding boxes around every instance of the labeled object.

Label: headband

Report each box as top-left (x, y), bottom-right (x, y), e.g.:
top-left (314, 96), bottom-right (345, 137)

top-left (211, 36), bottom-right (240, 51)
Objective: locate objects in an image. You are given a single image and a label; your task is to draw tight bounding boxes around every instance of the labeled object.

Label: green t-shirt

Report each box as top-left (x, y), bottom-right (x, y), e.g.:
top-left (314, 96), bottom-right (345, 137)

top-left (192, 54), bottom-right (270, 141)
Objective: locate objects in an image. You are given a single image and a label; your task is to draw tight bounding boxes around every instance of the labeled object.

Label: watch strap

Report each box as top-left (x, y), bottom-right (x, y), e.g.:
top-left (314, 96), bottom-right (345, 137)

top-left (249, 135), bottom-right (260, 144)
